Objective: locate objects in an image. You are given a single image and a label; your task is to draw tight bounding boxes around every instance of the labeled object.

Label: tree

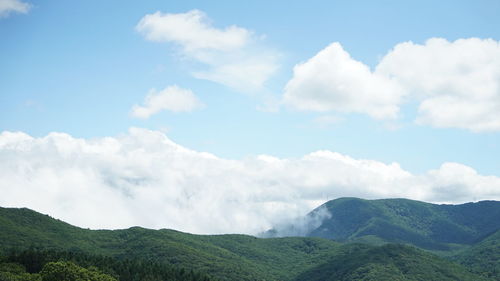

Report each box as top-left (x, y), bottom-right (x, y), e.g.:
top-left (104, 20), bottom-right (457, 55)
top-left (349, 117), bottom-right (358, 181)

top-left (40, 261), bottom-right (116, 281)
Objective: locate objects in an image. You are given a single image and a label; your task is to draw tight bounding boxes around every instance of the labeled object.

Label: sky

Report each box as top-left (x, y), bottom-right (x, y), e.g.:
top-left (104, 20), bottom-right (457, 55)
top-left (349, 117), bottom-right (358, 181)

top-left (1, 0), bottom-right (500, 234)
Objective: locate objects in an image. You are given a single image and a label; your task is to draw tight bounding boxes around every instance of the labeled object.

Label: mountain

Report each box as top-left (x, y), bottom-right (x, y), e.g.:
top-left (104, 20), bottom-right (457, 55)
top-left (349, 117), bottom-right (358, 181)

top-left (294, 243), bottom-right (489, 281)
top-left (267, 197), bottom-right (500, 251)
top-left (0, 205), bottom-right (493, 281)
top-left (453, 229), bottom-right (500, 279)
top-left (0, 206), bottom-right (340, 281)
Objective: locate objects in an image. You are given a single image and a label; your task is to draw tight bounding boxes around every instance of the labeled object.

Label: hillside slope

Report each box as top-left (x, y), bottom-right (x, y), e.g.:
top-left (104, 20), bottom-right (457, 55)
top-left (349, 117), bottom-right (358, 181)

top-left (294, 243), bottom-right (490, 281)
top-left (268, 197), bottom-right (500, 251)
top-left (0, 205), bottom-right (494, 281)
top-left (0, 206), bottom-right (340, 281)
top-left (453, 229), bottom-right (500, 280)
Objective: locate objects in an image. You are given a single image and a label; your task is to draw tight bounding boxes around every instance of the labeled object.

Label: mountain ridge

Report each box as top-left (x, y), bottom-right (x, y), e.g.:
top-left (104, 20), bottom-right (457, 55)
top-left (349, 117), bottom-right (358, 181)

top-left (1, 198), bottom-right (499, 280)
top-left (267, 197), bottom-right (500, 252)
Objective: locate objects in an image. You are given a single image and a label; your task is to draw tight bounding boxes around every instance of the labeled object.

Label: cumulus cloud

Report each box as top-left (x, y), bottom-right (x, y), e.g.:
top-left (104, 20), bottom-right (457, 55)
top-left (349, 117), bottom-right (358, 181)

top-left (136, 10), bottom-right (279, 92)
top-left (283, 43), bottom-right (403, 119)
top-left (131, 85), bottom-right (204, 119)
top-left (0, 0), bottom-right (31, 17)
top-left (1, 129), bottom-right (499, 234)
top-left (378, 38), bottom-right (500, 131)
top-left (284, 38), bottom-right (500, 131)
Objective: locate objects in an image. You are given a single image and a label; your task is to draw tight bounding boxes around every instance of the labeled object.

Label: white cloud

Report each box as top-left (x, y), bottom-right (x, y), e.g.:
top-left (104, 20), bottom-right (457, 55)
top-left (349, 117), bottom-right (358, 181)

top-left (284, 38), bottom-right (500, 131)
top-left (377, 38), bottom-right (500, 131)
top-left (136, 10), bottom-right (279, 92)
top-left (192, 54), bottom-right (278, 92)
top-left (136, 10), bottom-right (249, 52)
top-left (0, 0), bottom-right (31, 17)
top-left (283, 43), bottom-right (403, 119)
top-left (131, 85), bottom-right (204, 119)
top-left (1, 129), bottom-right (499, 234)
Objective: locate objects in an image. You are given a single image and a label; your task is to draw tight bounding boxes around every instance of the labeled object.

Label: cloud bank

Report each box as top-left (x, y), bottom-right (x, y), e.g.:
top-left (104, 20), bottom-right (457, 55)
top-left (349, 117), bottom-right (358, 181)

top-left (284, 38), bottom-right (500, 131)
top-left (136, 10), bottom-right (279, 92)
top-left (1, 129), bottom-right (499, 234)
top-left (0, 0), bottom-right (30, 17)
top-left (131, 85), bottom-right (204, 118)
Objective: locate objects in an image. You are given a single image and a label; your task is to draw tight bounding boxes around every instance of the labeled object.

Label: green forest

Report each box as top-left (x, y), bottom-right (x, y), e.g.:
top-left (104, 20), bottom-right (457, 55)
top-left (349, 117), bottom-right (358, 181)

top-left (0, 249), bottom-right (214, 281)
top-left (1, 198), bottom-right (499, 281)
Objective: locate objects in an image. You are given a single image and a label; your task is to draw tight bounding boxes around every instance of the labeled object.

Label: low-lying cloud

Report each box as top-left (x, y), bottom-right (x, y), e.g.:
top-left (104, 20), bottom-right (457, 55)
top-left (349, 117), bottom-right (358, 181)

top-left (261, 205), bottom-right (332, 238)
top-left (1, 128), bottom-right (499, 234)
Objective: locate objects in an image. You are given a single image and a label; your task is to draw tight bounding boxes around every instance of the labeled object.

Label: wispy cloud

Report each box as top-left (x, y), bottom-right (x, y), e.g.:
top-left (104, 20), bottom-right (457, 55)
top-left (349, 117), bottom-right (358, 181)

top-left (131, 85), bottom-right (204, 119)
top-left (136, 10), bottom-right (280, 92)
top-left (0, 0), bottom-right (31, 18)
top-left (1, 129), bottom-right (499, 234)
top-left (284, 38), bottom-right (500, 132)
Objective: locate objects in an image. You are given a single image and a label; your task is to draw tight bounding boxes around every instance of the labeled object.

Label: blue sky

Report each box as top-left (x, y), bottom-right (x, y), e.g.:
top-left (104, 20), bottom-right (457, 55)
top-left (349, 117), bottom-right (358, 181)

top-left (1, 0), bottom-right (499, 174)
top-left (1, 0), bottom-right (500, 233)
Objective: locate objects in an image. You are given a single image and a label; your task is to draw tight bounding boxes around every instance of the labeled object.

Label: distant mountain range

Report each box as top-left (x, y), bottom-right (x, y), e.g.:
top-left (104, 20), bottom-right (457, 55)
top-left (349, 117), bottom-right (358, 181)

top-left (1, 198), bottom-right (499, 280)
top-left (265, 197), bottom-right (500, 251)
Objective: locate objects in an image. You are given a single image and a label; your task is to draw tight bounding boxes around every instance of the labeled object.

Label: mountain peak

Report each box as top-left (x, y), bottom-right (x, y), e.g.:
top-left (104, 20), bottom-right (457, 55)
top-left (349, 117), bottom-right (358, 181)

top-left (268, 197), bottom-right (500, 251)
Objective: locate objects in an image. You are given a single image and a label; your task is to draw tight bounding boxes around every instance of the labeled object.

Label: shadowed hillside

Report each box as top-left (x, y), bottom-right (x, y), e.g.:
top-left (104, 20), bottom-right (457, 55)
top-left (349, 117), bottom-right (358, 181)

top-left (0, 203), bottom-right (496, 281)
top-left (294, 244), bottom-right (490, 281)
top-left (453, 229), bottom-right (500, 280)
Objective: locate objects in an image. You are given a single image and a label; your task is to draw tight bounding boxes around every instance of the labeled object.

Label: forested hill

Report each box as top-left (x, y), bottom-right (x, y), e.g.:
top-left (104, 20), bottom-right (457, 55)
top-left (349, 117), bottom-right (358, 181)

top-left (453, 229), bottom-right (500, 279)
top-left (0, 203), bottom-right (498, 281)
top-left (267, 197), bottom-right (500, 251)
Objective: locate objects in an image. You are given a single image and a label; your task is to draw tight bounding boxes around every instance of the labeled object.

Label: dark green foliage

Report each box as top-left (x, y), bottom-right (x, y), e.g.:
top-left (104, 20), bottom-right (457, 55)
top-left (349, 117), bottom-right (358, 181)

top-left (0, 206), bottom-right (342, 281)
top-left (453, 230), bottom-right (500, 280)
top-left (3, 249), bottom-right (215, 281)
top-left (300, 198), bottom-right (500, 251)
top-left (294, 244), bottom-right (490, 281)
top-left (0, 208), bottom-right (95, 252)
top-left (0, 261), bottom-right (41, 281)
top-left (0, 202), bottom-right (497, 281)
top-left (40, 261), bottom-right (116, 281)
top-left (107, 228), bottom-right (341, 281)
